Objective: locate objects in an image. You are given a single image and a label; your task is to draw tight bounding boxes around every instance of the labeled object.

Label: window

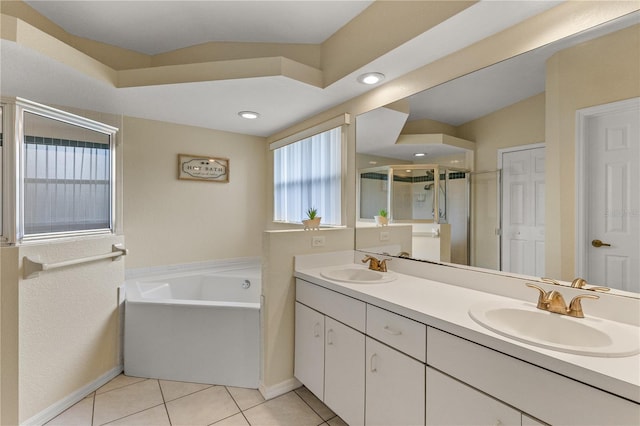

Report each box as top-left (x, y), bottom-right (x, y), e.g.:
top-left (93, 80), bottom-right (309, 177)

top-left (1, 98), bottom-right (118, 243)
top-left (273, 126), bottom-right (342, 225)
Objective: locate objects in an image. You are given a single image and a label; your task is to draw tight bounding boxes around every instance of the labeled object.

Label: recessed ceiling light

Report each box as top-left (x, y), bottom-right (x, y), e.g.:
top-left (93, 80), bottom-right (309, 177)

top-left (357, 72), bottom-right (385, 85)
top-left (238, 111), bottom-right (260, 119)
top-left (369, 161), bottom-right (378, 165)
top-left (413, 153), bottom-right (426, 157)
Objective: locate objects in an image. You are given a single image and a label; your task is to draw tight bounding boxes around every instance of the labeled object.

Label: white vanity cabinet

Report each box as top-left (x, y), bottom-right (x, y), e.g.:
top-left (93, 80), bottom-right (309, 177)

top-left (294, 276), bottom-right (639, 426)
top-left (294, 280), bottom-right (366, 425)
top-left (366, 337), bottom-right (425, 426)
top-left (293, 302), bottom-right (325, 398)
top-left (427, 327), bottom-right (639, 426)
top-left (324, 317), bottom-right (365, 425)
top-left (426, 367), bottom-right (522, 426)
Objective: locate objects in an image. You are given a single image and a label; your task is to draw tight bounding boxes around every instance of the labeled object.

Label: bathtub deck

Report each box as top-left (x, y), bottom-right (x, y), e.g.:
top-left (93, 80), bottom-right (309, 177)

top-left (46, 374), bottom-right (347, 426)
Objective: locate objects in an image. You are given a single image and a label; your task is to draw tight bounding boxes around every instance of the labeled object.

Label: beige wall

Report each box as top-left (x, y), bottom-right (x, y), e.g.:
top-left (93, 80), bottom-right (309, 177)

top-left (1, 247), bottom-right (19, 426)
top-left (0, 103), bottom-right (125, 424)
top-left (17, 236), bottom-right (124, 422)
top-left (458, 93), bottom-right (546, 172)
top-left (122, 116), bottom-right (267, 269)
top-left (545, 24), bottom-right (640, 281)
top-left (455, 93), bottom-right (545, 269)
top-left (261, 228), bottom-right (354, 392)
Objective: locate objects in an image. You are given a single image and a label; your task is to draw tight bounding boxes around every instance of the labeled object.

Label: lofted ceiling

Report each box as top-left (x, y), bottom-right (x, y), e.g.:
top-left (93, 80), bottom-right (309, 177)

top-left (0, 0), bottom-right (608, 139)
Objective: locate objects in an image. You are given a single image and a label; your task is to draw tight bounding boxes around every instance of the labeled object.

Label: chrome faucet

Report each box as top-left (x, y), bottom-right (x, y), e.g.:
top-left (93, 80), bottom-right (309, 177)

top-left (526, 283), bottom-right (599, 318)
top-left (362, 255), bottom-right (390, 272)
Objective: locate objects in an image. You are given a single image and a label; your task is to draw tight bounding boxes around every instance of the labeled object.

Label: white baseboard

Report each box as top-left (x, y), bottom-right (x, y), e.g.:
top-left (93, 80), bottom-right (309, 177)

top-left (22, 365), bottom-right (123, 426)
top-left (258, 377), bottom-right (302, 400)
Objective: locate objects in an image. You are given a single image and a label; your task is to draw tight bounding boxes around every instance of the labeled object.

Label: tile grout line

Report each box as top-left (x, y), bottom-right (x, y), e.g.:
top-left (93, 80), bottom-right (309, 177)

top-left (289, 390), bottom-right (327, 426)
top-left (157, 379), bottom-right (173, 426)
top-left (94, 379), bottom-right (164, 426)
top-left (160, 382), bottom-right (216, 404)
top-left (293, 388), bottom-right (337, 425)
top-left (219, 385), bottom-right (252, 426)
top-left (91, 392), bottom-right (97, 426)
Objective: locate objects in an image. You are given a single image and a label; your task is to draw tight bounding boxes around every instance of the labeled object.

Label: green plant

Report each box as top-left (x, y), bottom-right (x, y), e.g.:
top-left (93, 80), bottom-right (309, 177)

top-left (306, 207), bottom-right (318, 220)
top-left (378, 208), bottom-right (388, 218)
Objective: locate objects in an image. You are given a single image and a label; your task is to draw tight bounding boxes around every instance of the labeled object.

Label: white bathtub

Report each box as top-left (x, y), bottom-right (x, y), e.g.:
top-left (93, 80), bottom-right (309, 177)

top-left (124, 260), bottom-right (261, 388)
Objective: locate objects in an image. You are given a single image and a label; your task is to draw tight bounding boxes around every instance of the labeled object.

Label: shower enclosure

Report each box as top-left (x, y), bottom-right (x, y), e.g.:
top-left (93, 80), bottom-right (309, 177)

top-left (358, 164), bottom-right (470, 264)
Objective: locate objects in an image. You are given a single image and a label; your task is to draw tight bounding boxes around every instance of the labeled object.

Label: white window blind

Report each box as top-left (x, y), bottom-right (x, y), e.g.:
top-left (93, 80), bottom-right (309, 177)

top-left (23, 134), bottom-right (111, 236)
top-left (274, 126), bottom-right (342, 225)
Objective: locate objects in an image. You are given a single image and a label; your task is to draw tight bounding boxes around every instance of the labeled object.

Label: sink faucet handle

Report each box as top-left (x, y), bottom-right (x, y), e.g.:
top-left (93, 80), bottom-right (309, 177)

top-left (541, 277), bottom-right (562, 286)
top-left (526, 283), bottom-right (548, 309)
top-left (379, 258), bottom-right (391, 272)
top-left (571, 277), bottom-right (610, 293)
top-left (362, 255), bottom-right (380, 271)
top-left (568, 294), bottom-right (600, 318)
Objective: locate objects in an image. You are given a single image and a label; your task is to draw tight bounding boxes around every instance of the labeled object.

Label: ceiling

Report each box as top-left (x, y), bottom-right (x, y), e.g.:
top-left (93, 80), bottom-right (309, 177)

top-left (356, 9), bottom-right (640, 162)
top-left (0, 0), bottom-right (596, 138)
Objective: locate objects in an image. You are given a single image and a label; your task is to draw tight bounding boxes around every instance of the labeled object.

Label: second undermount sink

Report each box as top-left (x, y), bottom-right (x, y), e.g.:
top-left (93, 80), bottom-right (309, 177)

top-left (320, 266), bottom-right (396, 284)
top-left (469, 301), bottom-right (640, 357)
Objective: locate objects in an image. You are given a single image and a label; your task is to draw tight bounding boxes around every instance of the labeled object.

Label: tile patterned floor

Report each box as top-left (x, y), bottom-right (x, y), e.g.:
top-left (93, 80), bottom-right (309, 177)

top-left (46, 374), bottom-right (348, 426)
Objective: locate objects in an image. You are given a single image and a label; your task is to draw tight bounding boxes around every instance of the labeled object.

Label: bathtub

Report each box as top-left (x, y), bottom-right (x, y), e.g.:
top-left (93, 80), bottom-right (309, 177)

top-left (124, 260), bottom-right (261, 388)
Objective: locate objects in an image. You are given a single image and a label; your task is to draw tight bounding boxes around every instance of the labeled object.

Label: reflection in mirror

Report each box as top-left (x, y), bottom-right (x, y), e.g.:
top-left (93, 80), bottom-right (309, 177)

top-left (355, 13), bottom-right (640, 296)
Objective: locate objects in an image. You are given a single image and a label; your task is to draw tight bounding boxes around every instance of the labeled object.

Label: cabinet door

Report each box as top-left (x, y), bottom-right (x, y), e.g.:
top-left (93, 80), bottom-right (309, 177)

top-left (325, 318), bottom-right (365, 426)
top-left (426, 367), bottom-right (521, 426)
top-left (366, 337), bottom-right (425, 426)
top-left (294, 302), bottom-right (324, 399)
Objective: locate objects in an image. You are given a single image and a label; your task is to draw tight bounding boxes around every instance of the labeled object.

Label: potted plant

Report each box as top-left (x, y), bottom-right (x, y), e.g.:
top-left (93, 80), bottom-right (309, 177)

top-left (374, 208), bottom-right (388, 226)
top-left (302, 207), bottom-right (322, 230)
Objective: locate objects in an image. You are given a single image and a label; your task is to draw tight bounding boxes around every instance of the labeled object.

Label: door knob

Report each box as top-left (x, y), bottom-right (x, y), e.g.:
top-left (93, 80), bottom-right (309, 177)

top-left (591, 239), bottom-right (611, 248)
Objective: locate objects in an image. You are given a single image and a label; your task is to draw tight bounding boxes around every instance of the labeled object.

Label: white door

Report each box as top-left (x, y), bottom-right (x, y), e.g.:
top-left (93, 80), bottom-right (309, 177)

top-left (324, 318), bottom-right (365, 426)
top-left (294, 302), bottom-right (325, 399)
top-left (501, 146), bottom-right (545, 276)
top-left (584, 101), bottom-right (639, 292)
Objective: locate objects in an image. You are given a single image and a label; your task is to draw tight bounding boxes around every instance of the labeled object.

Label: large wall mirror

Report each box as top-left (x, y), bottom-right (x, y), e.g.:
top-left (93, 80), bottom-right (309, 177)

top-left (355, 12), bottom-right (640, 297)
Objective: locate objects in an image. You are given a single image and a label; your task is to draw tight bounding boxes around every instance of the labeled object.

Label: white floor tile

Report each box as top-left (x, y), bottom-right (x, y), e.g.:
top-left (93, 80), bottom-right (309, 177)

top-left (213, 412), bottom-right (251, 426)
top-left (242, 392), bottom-right (323, 426)
top-left (93, 380), bottom-right (164, 425)
top-left (46, 396), bottom-right (94, 426)
top-left (226, 386), bottom-right (265, 411)
top-left (159, 379), bottom-right (212, 402)
top-left (165, 386), bottom-right (240, 426)
top-left (295, 386), bottom-right (335, 421)
top-left (103, 405), bottom-right (170, 426)
top-left (96, 375), bottom-right (146, 395)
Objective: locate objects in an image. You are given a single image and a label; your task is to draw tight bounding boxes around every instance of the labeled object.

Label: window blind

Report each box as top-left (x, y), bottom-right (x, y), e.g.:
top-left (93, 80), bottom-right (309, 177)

top-left (273, 127), bottom-right (342, 225)
top-left (23, 136), bottom-right (111, 235)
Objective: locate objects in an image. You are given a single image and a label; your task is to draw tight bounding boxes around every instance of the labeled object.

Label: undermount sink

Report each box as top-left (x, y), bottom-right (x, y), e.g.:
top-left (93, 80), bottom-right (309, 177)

top-left (320, 266), bottom-right (396, 284)
top-left (469, 301), bottom-right (640, 357)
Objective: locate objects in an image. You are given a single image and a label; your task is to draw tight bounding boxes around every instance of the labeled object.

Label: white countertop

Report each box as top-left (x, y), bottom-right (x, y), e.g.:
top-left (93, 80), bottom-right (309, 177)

top-left (295, 262), bottom-right (640, 404)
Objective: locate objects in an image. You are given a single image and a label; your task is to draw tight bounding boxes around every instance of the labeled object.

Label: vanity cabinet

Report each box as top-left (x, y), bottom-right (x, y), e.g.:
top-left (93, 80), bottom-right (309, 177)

top-left (324, 317), bottom-right (365, 425)
top-left (426, 367), bottom-right (521, 426)
top-left (293, 302), bottom-right (325, 398)
top-left (294, 280), bottom-right (366, 425)
top-left (366, 337), bottom-right (425, 426)
top-left (295, 277), bottom-right (638, 426)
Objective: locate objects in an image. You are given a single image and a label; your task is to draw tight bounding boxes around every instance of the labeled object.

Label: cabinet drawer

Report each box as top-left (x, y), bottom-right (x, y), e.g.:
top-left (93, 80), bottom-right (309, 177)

top-left (427, 327), bottom-right (639, 426)
top-left (296, 279), bottom-right (366, 332)
top-left (366, 304), bottom-right (426, 362)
